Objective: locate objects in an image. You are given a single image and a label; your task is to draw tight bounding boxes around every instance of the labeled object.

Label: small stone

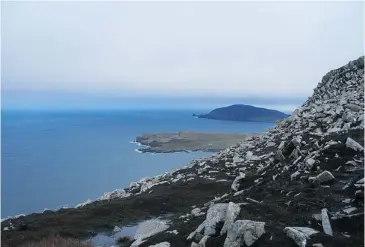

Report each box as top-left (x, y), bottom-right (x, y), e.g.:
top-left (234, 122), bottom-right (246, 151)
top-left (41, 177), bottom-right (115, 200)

top-left (345, 137), bottom-right (364, 152)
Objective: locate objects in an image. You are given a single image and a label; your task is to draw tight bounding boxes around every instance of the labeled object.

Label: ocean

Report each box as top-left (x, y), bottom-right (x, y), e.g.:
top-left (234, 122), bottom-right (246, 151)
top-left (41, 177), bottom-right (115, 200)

top-left (1, 109), bottom-right (274, 218)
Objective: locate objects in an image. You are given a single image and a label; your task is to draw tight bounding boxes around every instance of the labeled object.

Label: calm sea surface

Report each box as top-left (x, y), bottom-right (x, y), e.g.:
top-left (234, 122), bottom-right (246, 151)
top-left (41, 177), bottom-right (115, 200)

top-left (1, 110), bottom-right (274, 217)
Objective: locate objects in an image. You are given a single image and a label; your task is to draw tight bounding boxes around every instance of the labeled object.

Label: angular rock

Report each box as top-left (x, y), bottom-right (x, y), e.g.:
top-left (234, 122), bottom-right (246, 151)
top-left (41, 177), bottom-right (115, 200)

top-left (231, 173), bottom-right (245, 192)
top-left (224, 220), bottom-right (265, 247)
top-left (220, 202), bottom-right (241, 235)
top-left (191, 242), bottom-right (200, 247)
top-left (310, 170), bottom-right (335, 184)
top-left (284, 227), bottom-right (318, 247)
top-left (321, 208), bottom-right (333, 236)
top-left (113, 226), bottom-right (121, 233)
top-left (198, 235), bottom-right (209, 247)
top-left (188, 203), bottom-right (228, 239)
top-left (134, 219), bottom-right (169, 240)
top-left (149, 242), bottom-right (170, 247)
top-left (305, 158), bottom-right (315, 169)
top-left (346, 137), bottom-right (364, 152)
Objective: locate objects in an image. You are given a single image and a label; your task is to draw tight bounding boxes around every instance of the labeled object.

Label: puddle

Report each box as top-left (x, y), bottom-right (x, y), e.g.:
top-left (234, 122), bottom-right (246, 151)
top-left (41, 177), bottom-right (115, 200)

top-left (90, 224), bottom-right (138, 246)
top-left (89, 214), bottom-right (173, 246)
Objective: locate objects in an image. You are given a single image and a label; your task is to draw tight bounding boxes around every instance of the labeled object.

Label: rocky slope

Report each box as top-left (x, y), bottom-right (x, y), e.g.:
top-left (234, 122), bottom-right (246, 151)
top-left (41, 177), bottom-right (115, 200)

top-left (2, 56), bottom-right (364, 247)
top-left (194, 104), bottom-right (289, 123)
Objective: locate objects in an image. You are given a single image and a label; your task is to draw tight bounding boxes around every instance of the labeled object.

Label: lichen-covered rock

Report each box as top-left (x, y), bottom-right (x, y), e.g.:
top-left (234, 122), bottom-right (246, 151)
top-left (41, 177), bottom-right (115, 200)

top-left (224, 220), bottom-right (265, 247)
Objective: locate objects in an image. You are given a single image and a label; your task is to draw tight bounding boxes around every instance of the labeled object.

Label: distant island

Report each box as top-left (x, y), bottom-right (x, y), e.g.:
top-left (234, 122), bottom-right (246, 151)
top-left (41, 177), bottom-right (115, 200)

top-left (135, 132), bottom-right (259, 153)
top-left (193, 104), bottom-right (289, 123)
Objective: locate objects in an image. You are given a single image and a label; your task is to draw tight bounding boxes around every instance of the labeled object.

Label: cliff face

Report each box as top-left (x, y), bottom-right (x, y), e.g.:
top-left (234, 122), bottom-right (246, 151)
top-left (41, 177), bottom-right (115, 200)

top-left (196, 104), bottom-right (289, 123)
top-left (2, 57), bottom-right (364, 247)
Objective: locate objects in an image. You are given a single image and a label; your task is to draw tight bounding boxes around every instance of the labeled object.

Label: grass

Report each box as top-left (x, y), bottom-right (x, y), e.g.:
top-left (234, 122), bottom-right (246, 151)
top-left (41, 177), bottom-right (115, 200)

top-left (19, 236), bottom-right (94, 247)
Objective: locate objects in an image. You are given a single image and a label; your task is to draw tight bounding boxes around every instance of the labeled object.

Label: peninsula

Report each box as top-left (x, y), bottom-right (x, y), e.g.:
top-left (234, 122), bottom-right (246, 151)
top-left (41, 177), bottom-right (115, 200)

top-left (135, 132), bottom-right (260, 153)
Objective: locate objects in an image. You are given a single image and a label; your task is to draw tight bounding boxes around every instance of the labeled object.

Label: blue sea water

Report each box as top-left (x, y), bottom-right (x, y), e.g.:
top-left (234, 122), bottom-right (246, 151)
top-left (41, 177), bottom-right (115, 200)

top-left (1, 109), bottom-right (274, 218)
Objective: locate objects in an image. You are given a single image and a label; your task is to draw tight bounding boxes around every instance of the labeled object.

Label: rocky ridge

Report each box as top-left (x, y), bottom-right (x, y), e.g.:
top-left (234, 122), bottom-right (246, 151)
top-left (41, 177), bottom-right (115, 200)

top-left (1, 57), bottom-right (364, 247)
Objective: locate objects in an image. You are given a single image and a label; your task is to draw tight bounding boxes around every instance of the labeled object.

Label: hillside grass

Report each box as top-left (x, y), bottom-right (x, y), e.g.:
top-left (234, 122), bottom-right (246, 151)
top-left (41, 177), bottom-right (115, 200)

top-left (19, 236), bottom-right (93, 247)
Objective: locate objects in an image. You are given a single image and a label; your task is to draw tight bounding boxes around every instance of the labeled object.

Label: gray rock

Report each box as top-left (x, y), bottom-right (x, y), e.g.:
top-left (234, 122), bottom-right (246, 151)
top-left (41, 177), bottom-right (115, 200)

top-left (278, 141), bottom-right (286, 150)
top-left (134, 219), bottom-right (169, 240)
top-left (346, 103), bottom-right (362, 112)
top-left (224, 220), bottom-right (265, 247)
top-left (284, 227), bottom-right (318, 247)
top-left (191, 242), bottom-right (200, 247)
top-left (191, 208), bottom-right (202, 217)
top-left (231, 173), bottom-right (245, 192)
top-left (310, 170), bottom-right (335, 184)
top-left (346, 137), bottom-right (364, 152)
top-left (275, 150), bottom-right (285, 161)
top-left (305, 158), bottom-right (316, 169)
top-left (220, 202), bottom-right (241, 235)
top-left (149, 242), bottom-right (171, 247)
top-left (113, 226), bottom-right (121, 233)
top-left (188, 203), bottom-right (228, 239)
top-left (321, 208), bottom-right (333, 236)
top-left (198, 235), bottom-right (209, 247)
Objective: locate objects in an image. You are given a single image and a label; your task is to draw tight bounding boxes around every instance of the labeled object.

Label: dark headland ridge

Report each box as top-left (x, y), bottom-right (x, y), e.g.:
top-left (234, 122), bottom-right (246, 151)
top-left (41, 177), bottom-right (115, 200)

top-left (2, 56), bottom-right (364, 247)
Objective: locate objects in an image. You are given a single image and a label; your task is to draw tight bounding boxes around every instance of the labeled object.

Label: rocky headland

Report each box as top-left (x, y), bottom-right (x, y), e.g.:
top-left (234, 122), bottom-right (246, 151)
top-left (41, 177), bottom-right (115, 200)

top-left (135, 132), bottom-right (260, 153)
top-left (194, 105), bottom-right (289, 123)
top-left (1, 56), bottom-right (364, 247)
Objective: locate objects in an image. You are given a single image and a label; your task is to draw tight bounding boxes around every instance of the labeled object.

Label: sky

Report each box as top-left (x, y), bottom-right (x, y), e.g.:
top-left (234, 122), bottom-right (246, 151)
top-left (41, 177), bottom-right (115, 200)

top-left (1, 1), bottom-right (364, 111)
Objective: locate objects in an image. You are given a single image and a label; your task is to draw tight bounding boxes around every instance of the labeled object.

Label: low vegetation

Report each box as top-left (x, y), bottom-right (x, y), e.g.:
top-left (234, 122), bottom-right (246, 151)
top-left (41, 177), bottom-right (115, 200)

top-left (20, 236), bottom-right (93, 247)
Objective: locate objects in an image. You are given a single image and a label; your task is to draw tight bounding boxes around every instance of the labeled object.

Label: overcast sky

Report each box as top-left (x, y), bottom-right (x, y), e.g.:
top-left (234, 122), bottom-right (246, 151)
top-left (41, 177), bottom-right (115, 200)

top-left (2, 1), bottom-right (364, 109)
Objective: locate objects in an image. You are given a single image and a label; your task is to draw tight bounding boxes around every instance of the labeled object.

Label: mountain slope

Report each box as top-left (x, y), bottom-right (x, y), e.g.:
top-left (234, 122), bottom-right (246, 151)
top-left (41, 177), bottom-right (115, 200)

top-left (195, 104), bottom-right (289, 122)
top-left (2, 56), bottom-right (364, 247)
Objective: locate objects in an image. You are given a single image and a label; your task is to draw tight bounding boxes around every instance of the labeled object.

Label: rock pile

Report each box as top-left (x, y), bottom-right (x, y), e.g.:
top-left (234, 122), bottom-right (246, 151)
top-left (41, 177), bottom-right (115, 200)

top-left (132, 56), bottom-right (364, 246)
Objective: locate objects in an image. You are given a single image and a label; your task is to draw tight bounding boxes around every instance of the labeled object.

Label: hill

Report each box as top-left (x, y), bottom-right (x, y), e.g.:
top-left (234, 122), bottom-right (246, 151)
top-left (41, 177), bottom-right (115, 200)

top-left (194, 104), bottom-right (289, 122)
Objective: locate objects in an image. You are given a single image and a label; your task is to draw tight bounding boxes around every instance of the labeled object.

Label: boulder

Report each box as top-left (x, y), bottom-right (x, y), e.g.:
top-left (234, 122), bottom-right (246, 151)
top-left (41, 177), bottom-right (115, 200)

top-left (345, 137), bottom-right (364, 152)
top-left (224, 220), bottom-right (265, 247)
top-left (220, 202), bottom-right (241, 235)
top-left (284, 227), bottom-right (318, 247)
top-left (309, 171), bottom-right (334, 184)
top-left (134, 219), bottom-right (169, 240)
